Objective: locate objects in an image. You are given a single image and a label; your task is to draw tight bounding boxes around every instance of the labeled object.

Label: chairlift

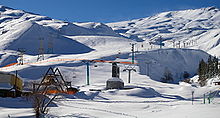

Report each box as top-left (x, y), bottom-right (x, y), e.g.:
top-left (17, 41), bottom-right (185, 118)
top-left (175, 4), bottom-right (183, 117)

top-left (94, 65), bottom-right (98, 67)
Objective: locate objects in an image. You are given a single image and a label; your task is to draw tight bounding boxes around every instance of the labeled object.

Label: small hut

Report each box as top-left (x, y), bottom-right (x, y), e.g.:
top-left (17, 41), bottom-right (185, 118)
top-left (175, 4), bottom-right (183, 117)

top-left (0, 72), bottom-right (23, 97)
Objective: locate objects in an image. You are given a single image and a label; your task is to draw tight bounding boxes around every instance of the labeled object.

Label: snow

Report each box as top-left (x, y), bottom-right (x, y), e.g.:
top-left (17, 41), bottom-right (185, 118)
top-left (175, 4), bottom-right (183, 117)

top-left (107, 7), bottom-right (220, 57)
top-left (136, 48), bottom-right (210, 83)
top-left (0, 97), bottom-right (34, 117)
top-left (0, 5), bottom-right (219, 118)
top-left (0, 83), bottom-right (12, 90)
top-left (107, 77), bottom-right (124, 82)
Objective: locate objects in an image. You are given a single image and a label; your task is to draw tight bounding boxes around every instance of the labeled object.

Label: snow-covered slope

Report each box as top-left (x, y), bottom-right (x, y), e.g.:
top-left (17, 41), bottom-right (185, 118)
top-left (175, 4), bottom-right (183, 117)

top-left (137, 48), bottom-right (210, 83)
top-left (107, 7), bottom-right (220, 56)
top-left (0, 5), bottom-right (220, 118)
top-left (0, 21), bottom-right (93, 55)
top-left (0, 5), bottom-right (119, 55)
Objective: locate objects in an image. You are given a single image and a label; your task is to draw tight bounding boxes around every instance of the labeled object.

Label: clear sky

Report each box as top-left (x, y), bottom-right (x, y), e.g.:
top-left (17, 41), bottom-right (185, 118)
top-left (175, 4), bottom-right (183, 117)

top-left (0, 0), bottom-right (220, 23)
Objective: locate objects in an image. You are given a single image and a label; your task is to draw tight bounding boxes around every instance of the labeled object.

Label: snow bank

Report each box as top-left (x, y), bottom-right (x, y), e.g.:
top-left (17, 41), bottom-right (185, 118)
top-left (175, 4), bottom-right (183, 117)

top-left (136, 48), bottom-right (210, 83)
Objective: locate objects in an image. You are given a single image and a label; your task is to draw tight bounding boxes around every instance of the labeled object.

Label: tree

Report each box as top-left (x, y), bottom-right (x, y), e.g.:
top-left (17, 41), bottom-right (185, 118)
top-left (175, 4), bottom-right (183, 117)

top-left (213, 56), bottom-right (219, 76)
top-left (183, 71), bottom-right (190, 79)
top-left (31, 93), bottom-right (57, 118)
top-left (161, 67), bottom-right (173, 83)
top-left (207, 56), bottom-right (211, 77)
top-left (198, 59), bottom-right (207, 80)
top-left (198, 56), bottom-right (220, 86)
top-left (198, 59), bottom-right (208, 86)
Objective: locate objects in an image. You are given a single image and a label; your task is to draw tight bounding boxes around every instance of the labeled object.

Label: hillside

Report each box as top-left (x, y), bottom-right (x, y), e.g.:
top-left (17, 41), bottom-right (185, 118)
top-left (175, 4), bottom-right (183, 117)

top-left (0, 5), bottom-right (119, 55)
top-left (0, 5), bottom-right (218, 87)
top-left (0, 5), bottom-right (219, 118)
top-left (107, 7), bottom-right (220, 56)
top-left (137, 49), bottom-right (210, 83)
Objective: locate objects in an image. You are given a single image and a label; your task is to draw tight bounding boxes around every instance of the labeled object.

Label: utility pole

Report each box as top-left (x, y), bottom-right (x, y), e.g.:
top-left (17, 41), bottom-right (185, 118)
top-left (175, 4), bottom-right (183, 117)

top-left (183, 41), bottom-right (186, 48)
top-left (169, 40), bottom-right (176, 48)
top-left (17, 48), bottom-right (25, 65)
top-left (82, 60), bottom-right (95, 85)
top-left (172, 40), bottom-right (176, 48)
top-left (130, 43), bottom-right (137, 64)
top-left (192, 91), bottom-right (194, 105)
top-left (13, 70), bottom-right (18, 97)
top-left (123, 65), bottom-right (136, 83)
top-left (37, 38), bottom-right (45, 61)
top-left (158, 36), bottom-right (163, 49)
top-left (47, 38), bottom-right (53, 54)
top-left (149, 42), bottom-right (153, 50)
top-left (47, 32), bottom-right (56, 54)
top-left (145, 61), bottom-right (152, 76)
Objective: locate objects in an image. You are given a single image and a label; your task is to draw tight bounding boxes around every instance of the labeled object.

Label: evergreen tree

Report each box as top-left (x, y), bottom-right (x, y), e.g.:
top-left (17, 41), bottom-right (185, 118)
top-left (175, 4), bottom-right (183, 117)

top-left (198, 59), bottom-right (208, 85)
top-left (161, 67), bottom-right (173, 83)
top-left (219, 66), bottom-right (220, 77)
top-left (183, 71), bottom-right (190, 79)
top-left (198, 56), bottom-right (219, 86)
top-left (198, 59), bottom-right (207, 78)
top-left (207, 55), bottom-right (214, 78)
top-left (213, 56), bottom-right (219, 76)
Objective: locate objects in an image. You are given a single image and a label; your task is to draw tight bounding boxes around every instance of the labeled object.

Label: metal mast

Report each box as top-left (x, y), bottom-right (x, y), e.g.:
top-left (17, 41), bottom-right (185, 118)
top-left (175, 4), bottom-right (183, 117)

top-left (17, 48), bottom-right (25, 65)
top-left (47, 38), bottom-right (53, 54)
top-left (130, 43), bottom-right (136, 64)
top-left (48, 33), bottom-right (55, 54)
top-left (37, 38), bottom-right (45, 61)
top-left (123, 65), bottom-right (136, 83)
top-left (82, 60), bottom-right (95, 85)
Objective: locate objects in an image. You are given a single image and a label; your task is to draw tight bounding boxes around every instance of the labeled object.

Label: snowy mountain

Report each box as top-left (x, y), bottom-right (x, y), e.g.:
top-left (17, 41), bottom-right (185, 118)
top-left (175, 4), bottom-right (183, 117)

top-left (0, 5), bottom-right (220, 118)
top-left (107, 7), bottom-right (220, 56)
top-left (1, 5), bottom-right (220, 56)
top-left (0, 5), bottom-right (119, 55)
top-left (0, 5), bottom-right (218, 82)
top-left (0, 5), bottom-right (216, 83)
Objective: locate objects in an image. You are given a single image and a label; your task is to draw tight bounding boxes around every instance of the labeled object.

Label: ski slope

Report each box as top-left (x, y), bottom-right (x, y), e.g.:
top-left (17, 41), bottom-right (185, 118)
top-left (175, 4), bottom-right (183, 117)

top-left (0, 5), bottom-right (220, 118)
top-left (107, 7), bottom-right (220, 57)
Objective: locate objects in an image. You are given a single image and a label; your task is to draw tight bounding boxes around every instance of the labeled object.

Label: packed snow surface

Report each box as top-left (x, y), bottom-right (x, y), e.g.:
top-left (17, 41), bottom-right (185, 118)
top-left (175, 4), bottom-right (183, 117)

top-left (0, 5), bottom-right (220, 118)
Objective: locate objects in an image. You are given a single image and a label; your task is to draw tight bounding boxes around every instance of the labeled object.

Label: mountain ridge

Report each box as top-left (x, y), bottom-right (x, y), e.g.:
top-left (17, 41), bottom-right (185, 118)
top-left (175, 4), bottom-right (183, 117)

top-left (1, 5), bottom-right (220, 56)
top-left (107, 6), bottom-right (220, 56)
top-left (0, 5), bottom-right (120, 55)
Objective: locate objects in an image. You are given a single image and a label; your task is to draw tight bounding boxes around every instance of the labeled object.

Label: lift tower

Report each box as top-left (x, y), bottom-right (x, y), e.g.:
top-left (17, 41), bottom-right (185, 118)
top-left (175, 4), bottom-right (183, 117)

top-left (17, 48), bottom-right (25, 65)
top-left (37, 38), bottom-right (45, 61)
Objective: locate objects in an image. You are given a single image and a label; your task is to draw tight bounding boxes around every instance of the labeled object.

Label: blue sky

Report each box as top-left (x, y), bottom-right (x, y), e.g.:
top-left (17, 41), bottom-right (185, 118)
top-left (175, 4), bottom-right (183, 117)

top-left (0, 0), bottom-right (220, 23)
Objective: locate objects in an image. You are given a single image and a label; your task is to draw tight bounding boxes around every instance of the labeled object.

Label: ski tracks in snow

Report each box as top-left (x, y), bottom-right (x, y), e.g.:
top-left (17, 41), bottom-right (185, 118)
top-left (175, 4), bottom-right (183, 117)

top-left (54, 100), bottom-right (138, 118)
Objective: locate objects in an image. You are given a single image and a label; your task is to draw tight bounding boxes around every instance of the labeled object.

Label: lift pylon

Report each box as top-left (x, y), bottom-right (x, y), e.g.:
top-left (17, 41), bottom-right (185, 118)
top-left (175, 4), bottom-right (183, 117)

top-left (33, 67), bottom-right (78, 95)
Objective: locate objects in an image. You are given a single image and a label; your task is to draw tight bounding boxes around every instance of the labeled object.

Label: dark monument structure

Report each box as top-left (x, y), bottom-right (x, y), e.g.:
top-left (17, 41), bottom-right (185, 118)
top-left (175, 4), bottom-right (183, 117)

top-left (106, 62), bottom-right (124, 89)
top-left (112, 62), bottom-right (120, 78)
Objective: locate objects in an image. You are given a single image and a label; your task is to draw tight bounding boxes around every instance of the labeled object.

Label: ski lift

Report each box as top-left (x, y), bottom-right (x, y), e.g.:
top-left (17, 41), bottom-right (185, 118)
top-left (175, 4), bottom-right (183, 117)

top-left (94, 64), bottom-right (98, 67)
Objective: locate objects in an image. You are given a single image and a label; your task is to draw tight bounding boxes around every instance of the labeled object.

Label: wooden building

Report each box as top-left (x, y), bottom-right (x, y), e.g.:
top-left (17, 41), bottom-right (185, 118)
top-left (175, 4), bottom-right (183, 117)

top-left (0, 72), bottom-right (23, 97)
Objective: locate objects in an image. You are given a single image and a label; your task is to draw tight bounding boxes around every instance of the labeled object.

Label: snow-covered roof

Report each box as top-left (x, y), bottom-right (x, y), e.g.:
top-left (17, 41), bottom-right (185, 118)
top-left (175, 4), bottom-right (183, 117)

top-left (0, 71), bottom-right (22, 79)
top-left (107, 77), bottom-right (124, 82)
top-left (0, 83), bottom-right (12, 90)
